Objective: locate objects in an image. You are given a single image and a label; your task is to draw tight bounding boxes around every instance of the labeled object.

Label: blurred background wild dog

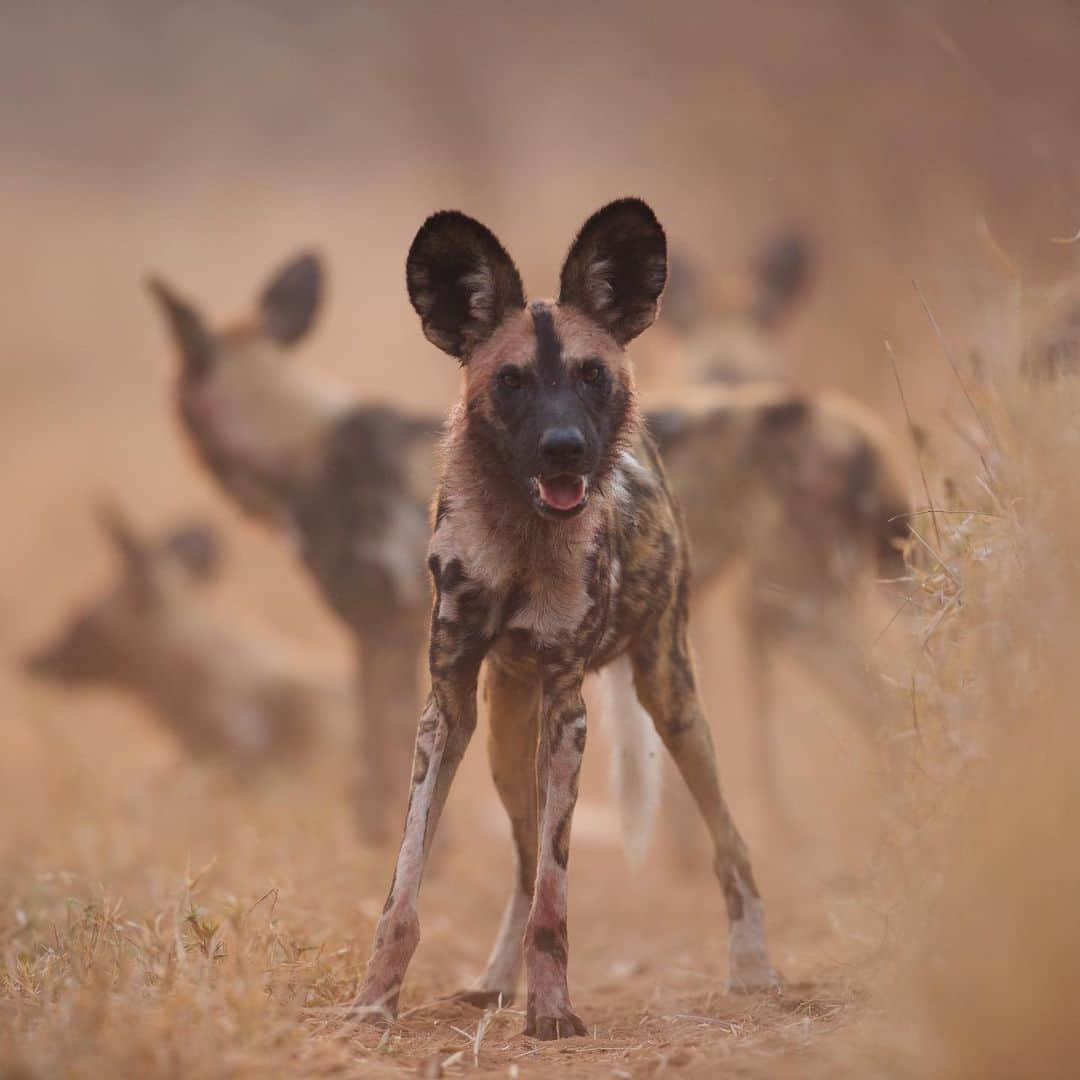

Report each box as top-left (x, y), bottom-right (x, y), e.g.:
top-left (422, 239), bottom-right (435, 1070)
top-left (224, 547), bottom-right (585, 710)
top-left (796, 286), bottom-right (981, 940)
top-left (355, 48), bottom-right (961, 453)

top-left (148, 258), bottom-right (439, 842)
top-left (24, 505), bottom-right (342, 774)
top-left (651, 383), bottom-right (909, 836)
top-left (645, 237), bottom-right (911, 834)
top-left (654, 232), bottom-right (812, 386)
top-left (148, 240), bottom-right (910, 847)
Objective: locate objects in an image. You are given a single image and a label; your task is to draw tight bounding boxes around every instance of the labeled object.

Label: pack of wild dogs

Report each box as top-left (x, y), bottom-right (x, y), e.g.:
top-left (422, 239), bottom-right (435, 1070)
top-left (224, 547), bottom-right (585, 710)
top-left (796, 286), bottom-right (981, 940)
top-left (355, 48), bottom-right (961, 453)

top-left (35, 197), bottom-right (1077, 1038)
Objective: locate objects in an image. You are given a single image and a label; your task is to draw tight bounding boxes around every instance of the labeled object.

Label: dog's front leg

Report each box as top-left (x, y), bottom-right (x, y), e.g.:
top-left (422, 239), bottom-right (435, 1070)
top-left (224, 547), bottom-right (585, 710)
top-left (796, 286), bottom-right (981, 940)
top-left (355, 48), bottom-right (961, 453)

top-left (523, 659), bottom-right (588, 1040)
top-left (351, 574), bottom-right (487, 1021)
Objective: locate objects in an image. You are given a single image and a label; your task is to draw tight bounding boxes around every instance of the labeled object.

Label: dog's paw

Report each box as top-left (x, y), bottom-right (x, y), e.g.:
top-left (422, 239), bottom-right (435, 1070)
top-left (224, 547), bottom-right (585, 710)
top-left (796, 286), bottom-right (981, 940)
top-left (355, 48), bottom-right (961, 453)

top-left (726, 957), bottom-right (782, 995)
top-left (451, 988), bottom-right (515, 1009)
top-left (348, 981), bottom-right (401, 1025)
top-left (523, 1007), bottom-right (587, 1040)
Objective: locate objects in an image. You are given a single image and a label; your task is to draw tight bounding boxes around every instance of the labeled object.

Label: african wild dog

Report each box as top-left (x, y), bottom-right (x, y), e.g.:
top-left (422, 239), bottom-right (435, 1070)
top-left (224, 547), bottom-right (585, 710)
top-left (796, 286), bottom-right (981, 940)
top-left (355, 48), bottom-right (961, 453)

top-left (648, 234), bottom-right (909, 834)
top-left (351, 198), bottom-right (778, 1040)
top-left (24, 506), bottom-right (334, 771)
top-left (657, 232), bottom-right (812, 385)
top-left (146, 259), bottom-right (440, 841)
top-left (649, 381), bottom-right (909, 832)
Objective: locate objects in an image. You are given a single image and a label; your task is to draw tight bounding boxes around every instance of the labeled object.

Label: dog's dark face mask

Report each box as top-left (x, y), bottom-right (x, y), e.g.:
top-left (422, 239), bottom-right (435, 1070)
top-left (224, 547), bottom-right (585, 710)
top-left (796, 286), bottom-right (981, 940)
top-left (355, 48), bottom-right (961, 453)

top-left (405, 198), bottom-right (667, 519)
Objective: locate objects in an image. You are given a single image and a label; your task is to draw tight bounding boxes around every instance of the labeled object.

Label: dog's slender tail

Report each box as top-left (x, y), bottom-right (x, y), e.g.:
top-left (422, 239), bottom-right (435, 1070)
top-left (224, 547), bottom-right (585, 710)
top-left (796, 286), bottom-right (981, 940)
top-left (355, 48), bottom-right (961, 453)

top-left (596, 654), bottom-right (664, 869)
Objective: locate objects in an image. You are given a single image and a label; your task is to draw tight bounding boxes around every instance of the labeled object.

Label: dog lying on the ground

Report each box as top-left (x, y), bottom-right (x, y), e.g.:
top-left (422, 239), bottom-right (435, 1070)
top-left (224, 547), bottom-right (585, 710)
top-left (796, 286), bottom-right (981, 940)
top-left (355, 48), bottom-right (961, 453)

top-left (351, 197), bottom-right (778, 1040)
top-left (24, 506), bottom-right (337, 773)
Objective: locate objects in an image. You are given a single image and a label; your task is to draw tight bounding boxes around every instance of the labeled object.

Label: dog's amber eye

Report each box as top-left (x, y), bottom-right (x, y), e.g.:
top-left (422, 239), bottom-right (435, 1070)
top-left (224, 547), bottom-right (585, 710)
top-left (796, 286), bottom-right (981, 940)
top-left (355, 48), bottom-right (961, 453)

top-left (581, 360), bottom-right (604, 385)
top-left (498, 366), bottom-right (523, 390)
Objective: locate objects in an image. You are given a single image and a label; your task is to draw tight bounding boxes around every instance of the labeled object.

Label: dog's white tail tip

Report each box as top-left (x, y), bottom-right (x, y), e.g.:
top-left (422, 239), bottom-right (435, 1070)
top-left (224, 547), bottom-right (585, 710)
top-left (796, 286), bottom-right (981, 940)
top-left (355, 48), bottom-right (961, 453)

top-left (597, 655), bottom-right (663, 870)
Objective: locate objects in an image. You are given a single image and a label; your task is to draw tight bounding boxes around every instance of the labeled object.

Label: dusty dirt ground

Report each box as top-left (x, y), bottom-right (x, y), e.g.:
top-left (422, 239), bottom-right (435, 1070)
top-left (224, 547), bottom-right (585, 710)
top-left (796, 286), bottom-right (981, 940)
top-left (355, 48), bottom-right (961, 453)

top-left (2, 606), bottom-right (895, 1078)
top-left (3, 4), bottom-right (1079, 1076)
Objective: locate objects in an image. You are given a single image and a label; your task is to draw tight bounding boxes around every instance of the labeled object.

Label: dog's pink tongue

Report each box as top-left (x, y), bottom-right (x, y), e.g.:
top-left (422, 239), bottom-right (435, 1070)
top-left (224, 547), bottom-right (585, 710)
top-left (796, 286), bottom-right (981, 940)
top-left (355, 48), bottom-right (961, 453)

top-left (540, 475), bottom-right (585, 510)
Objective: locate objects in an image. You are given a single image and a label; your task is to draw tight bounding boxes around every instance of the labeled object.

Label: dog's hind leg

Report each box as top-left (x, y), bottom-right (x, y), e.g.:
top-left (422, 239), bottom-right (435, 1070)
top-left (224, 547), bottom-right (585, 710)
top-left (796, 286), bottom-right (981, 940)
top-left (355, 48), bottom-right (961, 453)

top-left (354, 624), bottom-right (424, 847)
top-left (454, 659), bottom-right (540, 1008)
top-left (660, 620), bottom-right (712, 869)
top-left (780, 604), bottom-right (889, 750)
top-left (741, 586), bottom-right (802, 837)
top-left (781, 608), bottom-right (905, 797)
top-left (632, 604), bottom-right (778, 993)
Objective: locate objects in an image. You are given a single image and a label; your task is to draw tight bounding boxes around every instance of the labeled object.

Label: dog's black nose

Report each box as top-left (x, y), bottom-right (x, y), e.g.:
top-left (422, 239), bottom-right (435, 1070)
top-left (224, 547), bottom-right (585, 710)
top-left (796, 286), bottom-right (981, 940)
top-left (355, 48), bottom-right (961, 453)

top-left (539, 427), bottom-right (586, 470)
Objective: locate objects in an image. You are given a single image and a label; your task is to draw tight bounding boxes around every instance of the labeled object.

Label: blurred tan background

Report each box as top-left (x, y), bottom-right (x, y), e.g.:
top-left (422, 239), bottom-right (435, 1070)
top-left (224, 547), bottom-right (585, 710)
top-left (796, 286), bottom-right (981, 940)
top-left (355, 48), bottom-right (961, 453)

top-left (2, 5), bottom-right (1079, 1074)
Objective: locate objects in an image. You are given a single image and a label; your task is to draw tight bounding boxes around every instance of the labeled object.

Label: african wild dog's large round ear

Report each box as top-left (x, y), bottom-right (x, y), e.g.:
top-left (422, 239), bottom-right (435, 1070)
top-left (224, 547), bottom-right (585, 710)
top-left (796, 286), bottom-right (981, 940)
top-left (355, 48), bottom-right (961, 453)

top-left (95, 501), bottom-right (147, 568)
top-left (259, 252), bottom-right (323, 346)
top-left (752, 232), bottom-right (812, 329)
top-left (660, 252), bottom-right (705, 335)
top-left (146, 276), bottom-right (215, 378)
top-left (94, 500), bottom-right (157, 605)
top-left (559, 198), bottom-right (668, 346)
top-left (161, 521), bottom-right (224, 583)
top-left (406, 211), bottom-right (526, 362)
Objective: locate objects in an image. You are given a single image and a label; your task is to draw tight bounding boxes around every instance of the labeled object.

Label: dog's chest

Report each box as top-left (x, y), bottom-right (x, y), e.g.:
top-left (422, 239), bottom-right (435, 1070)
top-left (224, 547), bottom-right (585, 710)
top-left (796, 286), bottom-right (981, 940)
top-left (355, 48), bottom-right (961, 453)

top-left (502, 560), bottom-right (595, 646)
top-left (433, 499), bottom-right (612, 649)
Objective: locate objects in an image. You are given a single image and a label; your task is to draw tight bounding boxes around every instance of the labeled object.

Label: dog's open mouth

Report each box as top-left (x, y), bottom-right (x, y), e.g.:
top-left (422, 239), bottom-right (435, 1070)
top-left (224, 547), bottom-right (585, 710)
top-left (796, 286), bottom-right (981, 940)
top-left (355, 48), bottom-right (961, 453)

top-left (535, 474), bottom-right (589, 515)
